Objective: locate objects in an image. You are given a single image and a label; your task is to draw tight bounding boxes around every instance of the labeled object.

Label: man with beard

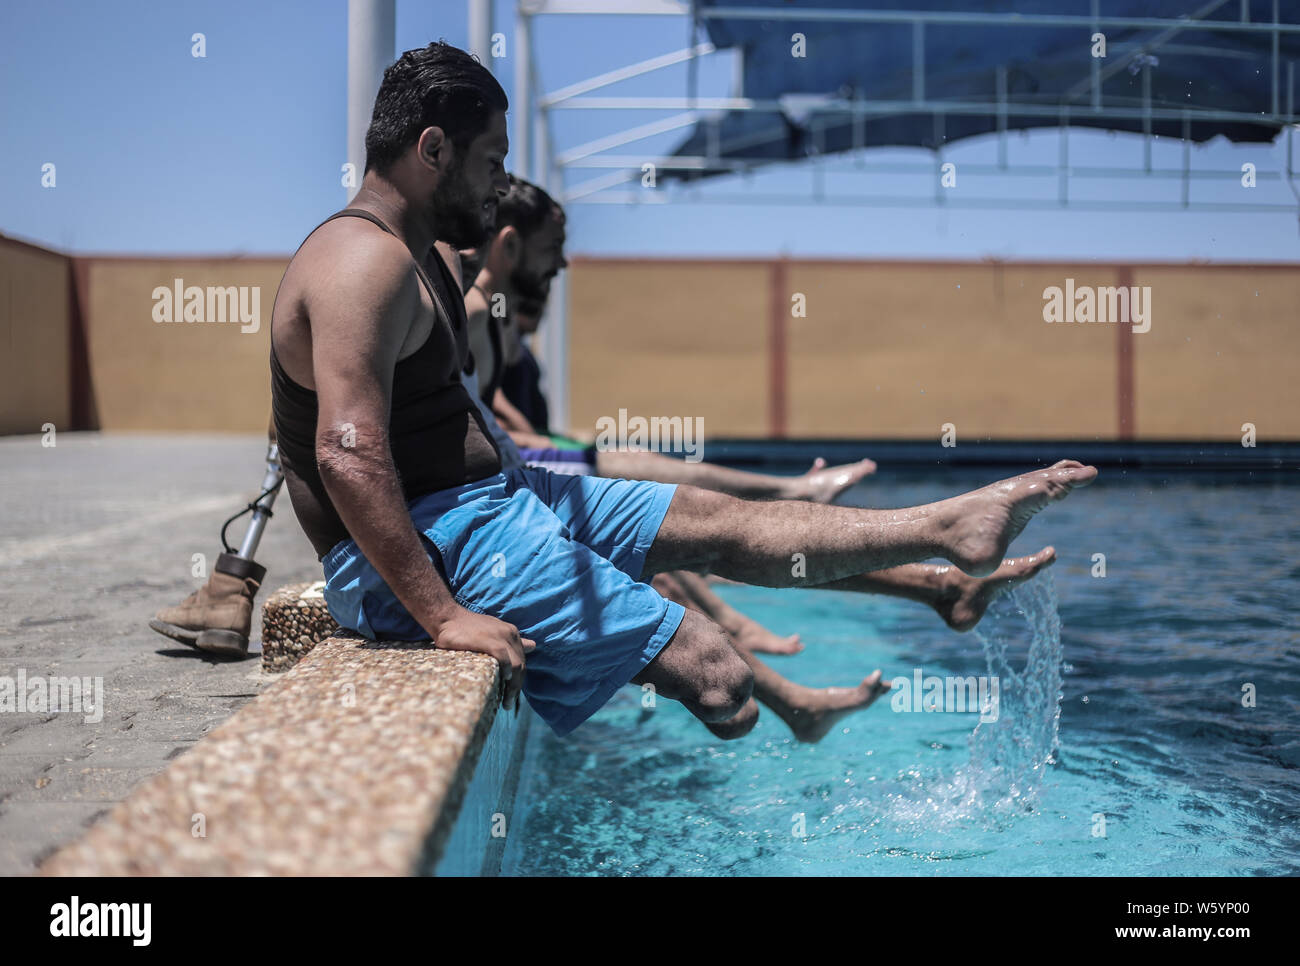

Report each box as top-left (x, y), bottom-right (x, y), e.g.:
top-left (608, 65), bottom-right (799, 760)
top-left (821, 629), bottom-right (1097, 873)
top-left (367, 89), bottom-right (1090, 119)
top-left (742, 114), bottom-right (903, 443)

top-left (268, 42), bottom-right (524, 680)
top-left (270, 42), bottom-right (1096, 739)
top-left (468, 176), bottom-right (879, 500)
top-left (150, 44), bottom-right (509, 661)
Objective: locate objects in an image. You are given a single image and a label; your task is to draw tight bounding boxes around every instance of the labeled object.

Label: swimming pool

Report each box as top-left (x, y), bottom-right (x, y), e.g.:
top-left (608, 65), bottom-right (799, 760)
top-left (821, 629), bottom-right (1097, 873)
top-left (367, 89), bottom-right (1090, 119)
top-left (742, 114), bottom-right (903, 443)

top-left (499, 467), bottom-right (1300, 876)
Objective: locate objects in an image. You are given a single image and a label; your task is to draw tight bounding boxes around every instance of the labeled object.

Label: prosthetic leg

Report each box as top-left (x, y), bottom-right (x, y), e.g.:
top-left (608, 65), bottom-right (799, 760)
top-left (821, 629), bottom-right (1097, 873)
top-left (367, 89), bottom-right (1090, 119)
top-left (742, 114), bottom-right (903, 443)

top-left (149, 429), bottom-right (283, 659)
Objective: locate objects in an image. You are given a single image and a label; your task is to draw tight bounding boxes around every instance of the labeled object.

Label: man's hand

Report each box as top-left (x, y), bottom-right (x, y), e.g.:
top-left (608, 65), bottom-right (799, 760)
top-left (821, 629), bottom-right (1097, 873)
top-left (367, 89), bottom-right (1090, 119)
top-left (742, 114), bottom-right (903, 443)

top-left (431, 607), bottom-right (536, 711)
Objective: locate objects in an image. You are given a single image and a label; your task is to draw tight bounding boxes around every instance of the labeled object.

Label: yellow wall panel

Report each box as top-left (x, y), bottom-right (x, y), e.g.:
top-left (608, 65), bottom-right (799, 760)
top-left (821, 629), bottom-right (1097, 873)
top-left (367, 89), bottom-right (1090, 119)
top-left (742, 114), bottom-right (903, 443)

top-left (0, 239), bottom-right (71, 435)
top-left (83, 259), bottom-right (288, 432)
top-left (1132, 266), bottom-right (1300, 440)
top-left (566, 261), bottom-right (770, 439)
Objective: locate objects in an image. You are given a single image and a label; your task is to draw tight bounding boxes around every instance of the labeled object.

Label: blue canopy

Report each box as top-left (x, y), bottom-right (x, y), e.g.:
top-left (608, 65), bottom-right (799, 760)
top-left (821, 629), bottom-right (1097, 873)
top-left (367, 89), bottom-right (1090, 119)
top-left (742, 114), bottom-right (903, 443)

top-left (671, 0), bottom-right (1300, 177)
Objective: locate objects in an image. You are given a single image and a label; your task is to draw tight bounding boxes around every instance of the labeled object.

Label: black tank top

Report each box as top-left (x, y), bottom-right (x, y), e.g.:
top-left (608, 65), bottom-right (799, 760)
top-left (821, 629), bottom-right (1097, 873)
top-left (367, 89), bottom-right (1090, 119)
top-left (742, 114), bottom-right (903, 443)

top-left (501, 343), bottom-right (551, 436)
top-left (271, 209), bottom-right (502, 559)
top-left (478, 304), bottom-right (506, 402)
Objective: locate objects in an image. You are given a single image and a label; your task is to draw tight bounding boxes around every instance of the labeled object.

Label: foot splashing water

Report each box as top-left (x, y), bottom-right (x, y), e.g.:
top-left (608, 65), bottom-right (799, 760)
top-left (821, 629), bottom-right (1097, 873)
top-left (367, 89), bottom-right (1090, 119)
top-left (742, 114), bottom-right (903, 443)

top-left (878, 571), bottom-right (1065, 833)
top-left (964, 570), bottom-right (1064, 810)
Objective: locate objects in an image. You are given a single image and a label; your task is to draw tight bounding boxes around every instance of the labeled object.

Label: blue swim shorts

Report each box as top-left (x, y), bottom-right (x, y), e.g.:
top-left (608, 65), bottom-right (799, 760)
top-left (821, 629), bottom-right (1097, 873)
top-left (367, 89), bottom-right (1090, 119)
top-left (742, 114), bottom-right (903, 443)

top-left (321, 465), bottom-right (686, 736)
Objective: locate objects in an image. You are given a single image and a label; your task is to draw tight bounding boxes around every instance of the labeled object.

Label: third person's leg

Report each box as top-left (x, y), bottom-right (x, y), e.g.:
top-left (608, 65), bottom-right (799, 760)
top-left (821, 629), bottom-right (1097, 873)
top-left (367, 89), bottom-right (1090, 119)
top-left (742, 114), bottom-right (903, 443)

top-left (596, 449), bottom-right (876, 504)
top-left (665, 569), bottom-right (803, 654)
top-left (817, 550), bottom-right (1058, 632)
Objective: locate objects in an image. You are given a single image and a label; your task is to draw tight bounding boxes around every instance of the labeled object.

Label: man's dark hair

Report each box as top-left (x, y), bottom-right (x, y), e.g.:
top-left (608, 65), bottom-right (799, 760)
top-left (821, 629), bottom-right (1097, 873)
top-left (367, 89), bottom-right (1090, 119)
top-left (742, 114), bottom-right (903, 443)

top-left (496, 174), bottom-right (563, 238)
top-left (364, 41), bottom-right (508, 175)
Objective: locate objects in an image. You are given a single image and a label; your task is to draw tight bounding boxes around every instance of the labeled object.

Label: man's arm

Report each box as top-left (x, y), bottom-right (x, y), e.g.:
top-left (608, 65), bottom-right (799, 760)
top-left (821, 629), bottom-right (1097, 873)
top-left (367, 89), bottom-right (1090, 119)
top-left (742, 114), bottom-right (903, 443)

top-left (305, 226), bottom-right (532, 706)
top-left (463, 299), bottom-right (496, 400)
top-left (505, 427), bottom-right (555, 450)
top-left (499, 311), bottom-right (524, 366)
top-left (492, 387), bottom-right (536, 434)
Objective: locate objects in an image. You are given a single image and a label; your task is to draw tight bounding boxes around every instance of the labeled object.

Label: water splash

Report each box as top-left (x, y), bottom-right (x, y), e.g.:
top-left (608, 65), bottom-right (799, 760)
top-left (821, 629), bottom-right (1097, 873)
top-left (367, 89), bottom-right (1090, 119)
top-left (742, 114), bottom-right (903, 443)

top-left (963, 570), bottom-right (1064, 810)
top-left (880, 571), bottom-right (1065, 828)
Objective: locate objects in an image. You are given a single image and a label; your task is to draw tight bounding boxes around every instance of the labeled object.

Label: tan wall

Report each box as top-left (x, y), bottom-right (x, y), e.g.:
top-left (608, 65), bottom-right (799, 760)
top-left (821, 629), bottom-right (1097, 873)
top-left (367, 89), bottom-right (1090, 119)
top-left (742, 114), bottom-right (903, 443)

top-left (567, 261), bottom-right (770, 437)
top-left (3, 241), bottom-right (1295, 441)
top-left (1132, 265), bottom-right (1300, 439)
top-left (783, 262), bottom-right (1118, 439)
top-left (82, 258), bottom-right (288, 432)
top-left (0, 238), bottom-right (71, 436)
top-left (567, 258), bottom-right (1300, 441)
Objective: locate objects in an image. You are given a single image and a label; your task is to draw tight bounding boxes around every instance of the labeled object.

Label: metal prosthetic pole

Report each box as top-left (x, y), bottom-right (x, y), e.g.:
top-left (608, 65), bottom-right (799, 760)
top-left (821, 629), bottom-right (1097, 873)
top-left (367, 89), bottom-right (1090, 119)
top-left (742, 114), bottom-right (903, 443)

top-left (233, 439), bottom-right (283, 561)
top-left (213, 436), bottom-right (282, 589)
top-left (150, 436), bottom-right (282, 657)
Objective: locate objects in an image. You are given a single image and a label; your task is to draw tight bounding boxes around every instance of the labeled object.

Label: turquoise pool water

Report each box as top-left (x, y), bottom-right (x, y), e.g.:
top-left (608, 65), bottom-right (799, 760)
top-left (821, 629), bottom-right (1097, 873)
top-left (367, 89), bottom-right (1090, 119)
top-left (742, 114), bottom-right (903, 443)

top-left (501, 469), bottom-right (1300, 876)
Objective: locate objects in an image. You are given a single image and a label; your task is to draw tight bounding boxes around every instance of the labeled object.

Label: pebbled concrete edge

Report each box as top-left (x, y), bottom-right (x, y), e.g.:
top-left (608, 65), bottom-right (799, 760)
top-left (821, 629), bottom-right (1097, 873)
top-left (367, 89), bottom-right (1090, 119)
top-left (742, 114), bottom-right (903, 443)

top-left (40, 634), bottom-right (507, 876)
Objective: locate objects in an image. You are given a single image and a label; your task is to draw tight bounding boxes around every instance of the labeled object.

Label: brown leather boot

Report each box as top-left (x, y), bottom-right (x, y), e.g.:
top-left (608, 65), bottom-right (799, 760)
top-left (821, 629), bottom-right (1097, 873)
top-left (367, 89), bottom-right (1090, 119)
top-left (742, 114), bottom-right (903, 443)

top-left (149, 553), bottom-right (266, 659)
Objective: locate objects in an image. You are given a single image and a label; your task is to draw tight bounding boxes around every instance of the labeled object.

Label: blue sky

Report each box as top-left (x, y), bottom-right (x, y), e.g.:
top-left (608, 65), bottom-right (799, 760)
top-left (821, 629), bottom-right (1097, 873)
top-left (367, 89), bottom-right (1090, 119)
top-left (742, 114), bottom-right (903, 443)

top-left (2, 0), bottom-right (1298, 261)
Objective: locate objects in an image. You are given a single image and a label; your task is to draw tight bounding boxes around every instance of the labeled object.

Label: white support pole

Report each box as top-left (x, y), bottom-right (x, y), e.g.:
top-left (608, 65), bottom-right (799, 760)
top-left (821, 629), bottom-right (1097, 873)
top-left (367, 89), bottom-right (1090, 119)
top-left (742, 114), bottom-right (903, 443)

top-left (539, 97), bottom-right (568, 435)
top-left (514, 6), bottom-right (533, 180)
top-left (525, 8), bottom-right (568, 434)
top-left (469, 0), bottom-right (494, 68)
top-left (540, 43), bottom-right (715, 107)
top-left (544, 262), bottom-right (570, 436)
top-left (533, 65), bottom-right (548, 180)
top-left (1090, 0), bottom-right (1101, 110)
top-left (347, 0), bottom-right (395, 195)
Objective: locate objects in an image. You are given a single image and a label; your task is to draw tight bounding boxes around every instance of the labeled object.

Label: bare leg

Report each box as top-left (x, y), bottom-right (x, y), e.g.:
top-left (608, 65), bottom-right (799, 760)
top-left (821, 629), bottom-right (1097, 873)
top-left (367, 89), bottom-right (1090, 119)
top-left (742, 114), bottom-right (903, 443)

top-left (740, 652), bottom-right (891, 743)
top-left (668, 570), bottom-right (803, 655)
top-left (819, 548), bottom-right (1057, 632)
top-left (701, 551), bottom-right (1054, 633)
top-left (596, 449), bottom-right (876, 503)
top-left (632, 605), bottom-right (887, 742)
top-left (649, 570), bottom-right (691, 604)
top-left (631, 609), bottom-right (755, 737)
top-left (645, 460), bottom-right (1097, 583)
top-left (796, 456), bottom-right (879, 503)
top-left (628, 605), bottom-right (803, 744)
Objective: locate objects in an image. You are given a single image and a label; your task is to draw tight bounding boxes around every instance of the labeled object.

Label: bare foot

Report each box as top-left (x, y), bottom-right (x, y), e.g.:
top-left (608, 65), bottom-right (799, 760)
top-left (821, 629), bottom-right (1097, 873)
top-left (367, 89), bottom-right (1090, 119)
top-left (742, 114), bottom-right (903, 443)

top-left (729, 620), bottom-right (804, 655)
top-left (782, 670), bottom-right (891, 743)
top-left (934, 547), bottom-right (1056, 631)
top-left (790, 457), bottom-right (878, 504)
top-left (940, 460), bottom-right (1097, 577)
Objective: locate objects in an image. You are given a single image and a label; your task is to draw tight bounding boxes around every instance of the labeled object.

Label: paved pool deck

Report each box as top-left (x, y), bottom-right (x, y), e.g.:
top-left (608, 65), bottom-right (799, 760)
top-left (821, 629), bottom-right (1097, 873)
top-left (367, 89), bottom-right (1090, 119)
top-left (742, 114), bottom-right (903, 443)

top-left (0, 432), bottom-right (323, 875)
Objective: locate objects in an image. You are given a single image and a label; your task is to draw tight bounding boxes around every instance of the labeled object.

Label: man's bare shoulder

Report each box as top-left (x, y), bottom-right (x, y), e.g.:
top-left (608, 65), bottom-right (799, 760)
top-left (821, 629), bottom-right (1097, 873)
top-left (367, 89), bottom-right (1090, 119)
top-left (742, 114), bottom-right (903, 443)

top-left (272, 215), bottom-right (428, 393)
top-left (291, 216), bottom-right (420, 321)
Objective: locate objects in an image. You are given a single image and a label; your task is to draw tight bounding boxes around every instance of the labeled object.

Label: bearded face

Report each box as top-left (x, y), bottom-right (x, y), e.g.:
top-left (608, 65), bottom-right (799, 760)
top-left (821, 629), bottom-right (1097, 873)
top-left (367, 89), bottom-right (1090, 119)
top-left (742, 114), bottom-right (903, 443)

top-left (509, 250), bottom-right (553, 306)
top-left (428, 151), bottom-right (498, 249)
top-left (514, 297), bottom-right (544, 334)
